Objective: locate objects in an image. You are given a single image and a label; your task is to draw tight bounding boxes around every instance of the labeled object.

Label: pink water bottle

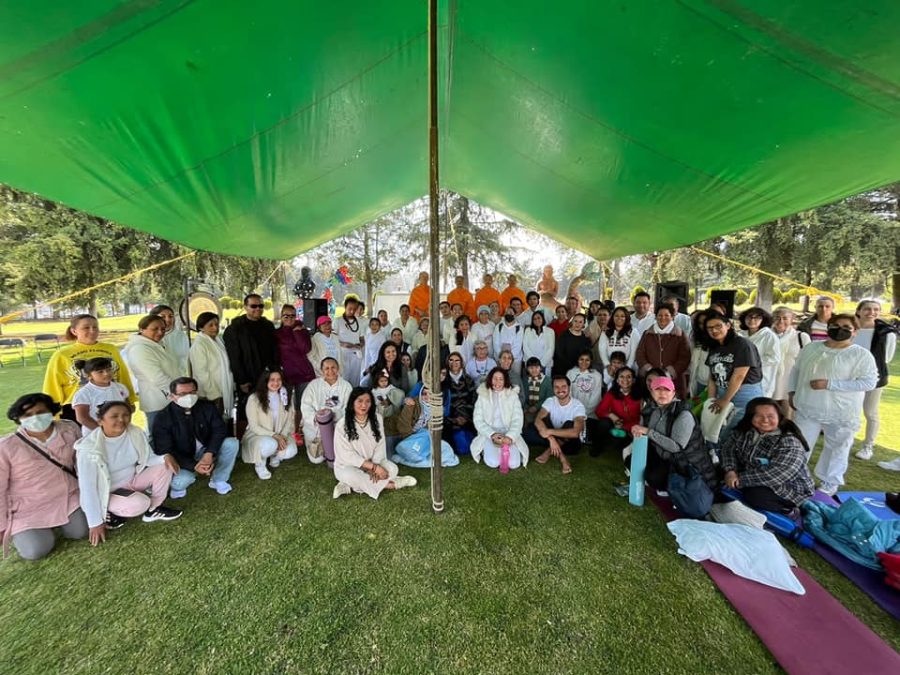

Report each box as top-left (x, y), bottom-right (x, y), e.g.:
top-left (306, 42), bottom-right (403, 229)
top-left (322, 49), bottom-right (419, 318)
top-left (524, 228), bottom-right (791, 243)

top-left (499, 444), bottom-right (510, 474)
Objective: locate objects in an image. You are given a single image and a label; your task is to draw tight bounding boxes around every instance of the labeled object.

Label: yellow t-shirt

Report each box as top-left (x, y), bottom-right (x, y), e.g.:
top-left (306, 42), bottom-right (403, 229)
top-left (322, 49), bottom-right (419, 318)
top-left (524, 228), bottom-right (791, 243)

top-left (42, 341), bottom-right (136, 406)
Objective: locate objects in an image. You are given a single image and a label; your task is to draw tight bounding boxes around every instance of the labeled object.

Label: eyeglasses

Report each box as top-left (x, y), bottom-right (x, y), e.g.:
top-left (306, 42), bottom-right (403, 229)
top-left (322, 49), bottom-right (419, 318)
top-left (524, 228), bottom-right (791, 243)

top-left (247, 304), bottom-right (264, 309)
top-left (281, 314), bottom-right (296, 319)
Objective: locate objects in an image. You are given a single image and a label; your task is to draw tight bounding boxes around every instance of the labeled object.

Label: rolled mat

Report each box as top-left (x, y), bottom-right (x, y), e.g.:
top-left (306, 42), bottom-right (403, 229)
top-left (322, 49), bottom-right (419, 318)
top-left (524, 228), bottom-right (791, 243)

top-left (810, 492), bottom-right (900, 620)
top-left (651, 494), bottom-right (900, 674)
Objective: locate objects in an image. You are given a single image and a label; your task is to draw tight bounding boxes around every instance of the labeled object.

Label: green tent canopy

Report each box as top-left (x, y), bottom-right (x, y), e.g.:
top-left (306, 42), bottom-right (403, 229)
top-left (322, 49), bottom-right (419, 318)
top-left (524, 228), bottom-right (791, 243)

top-left (2, 1), bottom-right (899, 259)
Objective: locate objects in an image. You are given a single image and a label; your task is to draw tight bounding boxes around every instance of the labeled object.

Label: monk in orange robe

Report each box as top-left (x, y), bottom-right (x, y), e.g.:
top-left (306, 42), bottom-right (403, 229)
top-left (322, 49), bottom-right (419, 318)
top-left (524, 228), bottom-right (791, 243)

top-left (499, 274), bottom-right (527, 314)
top-left (473, 273), bottom-right (501, 313)
top-left (408, 271), bottom-right (432, 320)
top-left (447, 275), bottom-right (475, 320)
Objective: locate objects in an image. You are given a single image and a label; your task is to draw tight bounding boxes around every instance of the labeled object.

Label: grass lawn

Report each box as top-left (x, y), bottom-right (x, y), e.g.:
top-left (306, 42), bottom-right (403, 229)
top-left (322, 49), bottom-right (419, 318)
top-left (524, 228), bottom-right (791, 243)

top-left (0, 359), bottom-right (898, 673)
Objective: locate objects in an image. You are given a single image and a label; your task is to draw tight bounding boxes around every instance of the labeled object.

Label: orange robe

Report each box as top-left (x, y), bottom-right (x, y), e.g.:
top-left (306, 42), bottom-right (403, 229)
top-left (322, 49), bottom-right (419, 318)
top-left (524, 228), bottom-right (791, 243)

top-left (447, 287), bottom-right (476, 320)
top-left (408, 284), bottom-right (432, 319)
top-left (499, 285), bottom-right (527, 314)
top-left (473, 286), bottom-right (502, 313)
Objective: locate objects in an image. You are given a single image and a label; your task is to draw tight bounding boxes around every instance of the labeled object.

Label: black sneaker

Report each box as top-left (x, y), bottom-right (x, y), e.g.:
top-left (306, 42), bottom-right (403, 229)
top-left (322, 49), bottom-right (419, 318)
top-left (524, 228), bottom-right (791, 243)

top-left (105, 512), bottom-right (128, 530)
top-left (141, 505), bottom-right (183, 523)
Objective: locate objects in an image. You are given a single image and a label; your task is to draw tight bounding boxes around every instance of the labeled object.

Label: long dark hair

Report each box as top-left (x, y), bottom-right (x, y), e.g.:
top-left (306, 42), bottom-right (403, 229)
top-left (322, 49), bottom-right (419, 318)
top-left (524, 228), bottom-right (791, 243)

top-left (254, 369), bottom-right (292, 413)
top-left (605, 306), bottom-right (633, 339)
top-left (734, 397), bottom-right (810, 454)
top-left (528, 310), bottom-right (545, 335)
top-left (454, 315), bottom-right (471, 345)
top-left (691, 310), bottom-right (713, 349)
top-left (705, 310), bottom-right (737, 346)
top-left (372, 341), bottom-right (403, 381)
top-left (609, 366), bottom-right (642, 401)
top-left (344, 387), bottom-right (382, 442)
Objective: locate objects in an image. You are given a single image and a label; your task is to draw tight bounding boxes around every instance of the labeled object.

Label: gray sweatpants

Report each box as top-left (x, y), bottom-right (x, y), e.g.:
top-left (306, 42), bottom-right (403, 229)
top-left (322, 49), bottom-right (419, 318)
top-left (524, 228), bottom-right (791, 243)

top-left (11, 508), bottom-right (89, 561)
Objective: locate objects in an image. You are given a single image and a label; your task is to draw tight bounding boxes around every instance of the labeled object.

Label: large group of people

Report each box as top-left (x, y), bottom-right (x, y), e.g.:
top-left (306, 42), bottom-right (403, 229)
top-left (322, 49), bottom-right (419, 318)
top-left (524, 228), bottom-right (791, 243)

top-left (0, 265), bottom-right (896, 561)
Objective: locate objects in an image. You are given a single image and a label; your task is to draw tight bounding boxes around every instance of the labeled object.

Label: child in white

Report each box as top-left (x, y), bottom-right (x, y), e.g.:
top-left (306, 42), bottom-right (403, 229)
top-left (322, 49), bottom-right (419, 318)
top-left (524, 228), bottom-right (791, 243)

top-left (788, 314), bottom-right (877, 495)
top-left (362, 317), bottom-right (386, 384)
top-left (71, 358), bottom-right (130, 435)
top-left (566, 352), bottom-right (604, 435)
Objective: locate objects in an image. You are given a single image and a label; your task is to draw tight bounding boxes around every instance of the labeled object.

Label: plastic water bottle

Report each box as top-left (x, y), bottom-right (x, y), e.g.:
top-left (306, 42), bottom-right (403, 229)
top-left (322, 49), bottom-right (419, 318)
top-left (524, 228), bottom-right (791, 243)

top-left (499, 444), bottom-right (510, 474)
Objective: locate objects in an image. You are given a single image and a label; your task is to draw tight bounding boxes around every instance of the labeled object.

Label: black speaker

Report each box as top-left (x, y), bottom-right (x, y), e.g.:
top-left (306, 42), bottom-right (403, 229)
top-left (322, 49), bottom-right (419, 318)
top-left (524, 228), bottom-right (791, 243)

top-left (709, 290), bottom-right (737, 320)
top-left (302, 299), bottom-right (329, 331)
top-left (655, 281), bottom-right (689, 313)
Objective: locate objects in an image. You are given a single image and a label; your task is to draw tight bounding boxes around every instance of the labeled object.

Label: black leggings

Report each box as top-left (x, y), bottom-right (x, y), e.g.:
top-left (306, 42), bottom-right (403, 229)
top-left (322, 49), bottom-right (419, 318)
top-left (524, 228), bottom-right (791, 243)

top-left (523, 420), bottom-right (582, 456)
top-left (741, 485), bottom-right (797, 514)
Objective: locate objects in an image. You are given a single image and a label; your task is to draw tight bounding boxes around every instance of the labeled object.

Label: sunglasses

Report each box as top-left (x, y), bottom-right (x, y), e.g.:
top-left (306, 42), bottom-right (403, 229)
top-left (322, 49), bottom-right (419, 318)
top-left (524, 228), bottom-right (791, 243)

top-left (281, 314), bottom-right (296, 319)
top-left (247, 304), bottom-right (264, 309)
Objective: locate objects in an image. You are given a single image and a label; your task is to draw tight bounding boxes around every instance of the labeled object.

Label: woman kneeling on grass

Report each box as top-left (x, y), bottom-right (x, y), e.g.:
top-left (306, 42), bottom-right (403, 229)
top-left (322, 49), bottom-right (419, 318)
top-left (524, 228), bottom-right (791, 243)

top-left (721, 398), bottom-right (815, 514)
top-left (471, 367), bottom-right (529, 472)
top-left (332, 388), bottom-right (417, 499)
top-left (76, 401), bottom-right (181, 546)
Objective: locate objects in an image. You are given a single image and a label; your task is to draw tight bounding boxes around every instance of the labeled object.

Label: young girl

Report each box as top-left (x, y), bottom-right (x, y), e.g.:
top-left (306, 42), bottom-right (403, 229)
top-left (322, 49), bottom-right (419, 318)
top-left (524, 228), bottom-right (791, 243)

top-left (521, 357), bottom-right (552, 425)
top-left (362, 317), bottom-right (386, 384)
top-left (566, 351), bottom-right (605, 438)
top-left (71, 358), bottom-right (131, 435)
top-left (400, 352), bottom-right (419, 391)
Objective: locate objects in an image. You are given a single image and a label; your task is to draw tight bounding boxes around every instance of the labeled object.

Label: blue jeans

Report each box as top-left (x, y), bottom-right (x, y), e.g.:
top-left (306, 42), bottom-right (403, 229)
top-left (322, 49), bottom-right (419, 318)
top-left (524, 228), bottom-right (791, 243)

top-left (717, 382), bottom-right (764, 442)
top-left (171, 437), bottom-right (239, 491)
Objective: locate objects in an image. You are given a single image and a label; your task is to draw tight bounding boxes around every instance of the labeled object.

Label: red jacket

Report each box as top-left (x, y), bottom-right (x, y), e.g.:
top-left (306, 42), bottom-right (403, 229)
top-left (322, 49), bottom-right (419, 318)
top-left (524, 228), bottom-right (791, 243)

top-left (595, 391), bottom-right (642, 430)
top-left (549, 319), bottom-right (570, 338)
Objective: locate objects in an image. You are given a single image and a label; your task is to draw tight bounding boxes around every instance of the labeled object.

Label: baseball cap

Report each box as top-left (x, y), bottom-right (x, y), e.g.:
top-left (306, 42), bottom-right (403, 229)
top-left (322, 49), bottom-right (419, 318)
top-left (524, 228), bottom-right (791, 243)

top-left (316, 315), bottom-right (332, 327)
top-left (652, 376), bottom-right (675, 391)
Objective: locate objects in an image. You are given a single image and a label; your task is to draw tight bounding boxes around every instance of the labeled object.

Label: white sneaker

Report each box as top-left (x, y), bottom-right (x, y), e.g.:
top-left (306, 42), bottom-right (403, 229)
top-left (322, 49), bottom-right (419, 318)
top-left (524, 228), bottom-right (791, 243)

top-left (209, 480), bottom-right (233, 495)
top-left (819, 482), bottom-right (839, 497)
top-left (877, 457), bottom-right (900, 472)
top-left (855, 445), bottom-right (874, 460)
top-left (394, 475), bottom-right (417, 490)
top-left (254, 464), bottom-right (272, 480)
top-left (332, 482), bottom-right (352, 499)
top-left (269, 456), bottom-right (281, 468)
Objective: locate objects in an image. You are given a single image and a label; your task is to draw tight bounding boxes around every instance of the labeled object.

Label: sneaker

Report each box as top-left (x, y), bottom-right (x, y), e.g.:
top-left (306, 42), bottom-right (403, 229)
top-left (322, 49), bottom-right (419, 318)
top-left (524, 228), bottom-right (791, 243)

top-left (855, 445), bottom-right (874, 460)
top-left (209, 480), bottom-right (233, 495)
top-left (394, 475), bottom-right (417, 490)
top-left (169, 488), bottom-right (187, 499)
top-left (656, 490), bottom-right (669, 497)
top-left (819, 482), bottom-right (839, 497)
top-left (105, 512), bottom-right (127, 530)
top-left (332, 482), bottom-right (352, 499)
top-left (255, 463), bottom-right (272, 480)
top-left (877, 457), bottom-right (900, 472)
top-left (269, 456), bottom-right (282, 468)
top-left (142, 505), bottom-right (183, 523)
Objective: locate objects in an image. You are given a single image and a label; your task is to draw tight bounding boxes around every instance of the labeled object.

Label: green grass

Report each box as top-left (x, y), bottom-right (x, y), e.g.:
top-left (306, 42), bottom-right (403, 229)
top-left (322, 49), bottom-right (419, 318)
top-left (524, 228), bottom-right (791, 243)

top-left (0, 359), bottom-right (898, 673)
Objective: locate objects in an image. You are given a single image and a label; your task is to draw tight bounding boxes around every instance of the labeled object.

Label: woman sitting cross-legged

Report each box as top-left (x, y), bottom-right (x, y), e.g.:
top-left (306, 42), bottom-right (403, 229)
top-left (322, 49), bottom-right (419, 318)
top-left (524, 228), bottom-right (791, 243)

top-left (241, 369), bottom-right (299, 480)
top-left (630, 376), bottom-right (716, 494)
top-left (300, 357), bottom-right (353, 466)
top-left (1, 394), bottom-right (88, 560)
top-left (76, 401), bottom-right (182, 547)
top-left (721, 397), bottom-right (815, 514)
top-left (588, 366), bottom-right (642, 457)
top-left (471, 367), bottom-right (530, 472)
top-left (332, 388), bottom-right (417, 499)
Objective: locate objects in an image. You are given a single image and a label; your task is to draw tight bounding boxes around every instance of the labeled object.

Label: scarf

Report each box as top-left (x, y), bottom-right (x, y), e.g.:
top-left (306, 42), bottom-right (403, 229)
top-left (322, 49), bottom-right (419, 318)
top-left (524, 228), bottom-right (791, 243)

top-left (654, 321), bottom-right (676, 335)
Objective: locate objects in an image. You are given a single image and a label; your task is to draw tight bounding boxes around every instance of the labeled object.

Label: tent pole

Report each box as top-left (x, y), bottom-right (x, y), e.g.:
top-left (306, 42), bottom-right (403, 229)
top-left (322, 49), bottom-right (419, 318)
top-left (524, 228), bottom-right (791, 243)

top-left (428, 0), bottom-right (444, 514)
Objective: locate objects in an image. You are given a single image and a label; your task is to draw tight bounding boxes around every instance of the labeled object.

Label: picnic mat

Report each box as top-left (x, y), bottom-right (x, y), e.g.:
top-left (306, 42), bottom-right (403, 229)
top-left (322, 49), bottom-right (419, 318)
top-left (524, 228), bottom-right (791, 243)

top-left (651, 494), bottom-right (900, 674)
top-left (836, 492), bottom-right (900, 520)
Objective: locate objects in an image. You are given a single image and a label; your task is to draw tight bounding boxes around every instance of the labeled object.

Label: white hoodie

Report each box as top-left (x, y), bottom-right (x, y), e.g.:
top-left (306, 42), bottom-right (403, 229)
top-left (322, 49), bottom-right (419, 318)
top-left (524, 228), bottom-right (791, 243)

top-left (788, 342), bottom-right (877, 424)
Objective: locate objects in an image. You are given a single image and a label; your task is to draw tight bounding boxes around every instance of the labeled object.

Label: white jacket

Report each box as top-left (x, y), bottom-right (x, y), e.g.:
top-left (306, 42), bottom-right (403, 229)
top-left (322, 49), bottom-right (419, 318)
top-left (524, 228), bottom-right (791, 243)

top-left (522, 327), bottom-right (555, 370)
top-left (450, 333), bottom-right (476, 364)
top-left (788, 342), bottom-right (878, 423)
top-left (471, 321), bottom-right (496, 357)
top-left (743, 327), bottom-right (782, 398)
top-left (300, 376), bottom-right (353, 441)
top-left (241, 392), bottom-right (296, 464)
top-left (493, 321), bottom-right (524, 361)
top-left (471, 384), bottom-right (529, 466)
top-left (189, 333), bottom-right (234, 414)
top-left (125, 333), bottom-right (181, 413)
top-left (309, 332), bottom-right (344, 376)
top-left (75, 425), bottom-right (163, 528)
top-left (773, 328), bottom-right (809, 400)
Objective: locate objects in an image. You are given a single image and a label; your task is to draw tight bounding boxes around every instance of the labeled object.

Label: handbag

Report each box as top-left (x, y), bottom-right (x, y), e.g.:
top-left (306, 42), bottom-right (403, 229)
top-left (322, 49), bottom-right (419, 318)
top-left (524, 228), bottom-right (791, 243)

top-left (668, 464), bottom-right (713, 518)
top-left (16, 432), bottom-right (77, 478)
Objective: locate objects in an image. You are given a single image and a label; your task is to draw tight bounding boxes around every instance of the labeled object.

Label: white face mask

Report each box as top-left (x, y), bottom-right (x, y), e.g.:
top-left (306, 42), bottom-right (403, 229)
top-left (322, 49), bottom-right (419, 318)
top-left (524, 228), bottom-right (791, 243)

top-left (175, 394), bottom-right (198, 409)
top-left (20, 413), bottom-right (54, 433)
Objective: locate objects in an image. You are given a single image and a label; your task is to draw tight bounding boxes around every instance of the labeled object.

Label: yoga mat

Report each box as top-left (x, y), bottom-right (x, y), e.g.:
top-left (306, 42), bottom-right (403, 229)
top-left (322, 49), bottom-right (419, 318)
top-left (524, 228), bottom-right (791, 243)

top-left (836, 492), bottom-right (900, 521)
top-left (628, 435), bottom-right (648, 506)
top-left (808, 492), bottom-right (900, 620)
top-left (652, 494), bottom-right (900, 674)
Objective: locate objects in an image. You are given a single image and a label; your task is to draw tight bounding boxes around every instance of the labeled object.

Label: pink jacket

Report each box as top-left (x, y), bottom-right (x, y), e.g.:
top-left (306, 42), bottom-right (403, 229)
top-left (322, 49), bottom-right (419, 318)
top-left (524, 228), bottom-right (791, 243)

top-left (0, 421), bottom-right (81, 556)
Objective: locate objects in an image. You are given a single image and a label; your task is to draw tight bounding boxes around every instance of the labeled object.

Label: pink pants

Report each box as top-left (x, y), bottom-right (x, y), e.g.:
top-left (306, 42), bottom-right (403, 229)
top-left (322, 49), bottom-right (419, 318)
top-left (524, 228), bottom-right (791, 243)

top-left (108, 464), bottom-right (172, 517)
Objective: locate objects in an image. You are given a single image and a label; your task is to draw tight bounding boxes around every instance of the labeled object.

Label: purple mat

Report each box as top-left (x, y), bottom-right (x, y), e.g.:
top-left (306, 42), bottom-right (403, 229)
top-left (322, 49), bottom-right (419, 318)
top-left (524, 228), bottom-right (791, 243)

top-left (653, 494), bottom-right (900, 673)
top-left (808, 491), bottom-right (900, 620)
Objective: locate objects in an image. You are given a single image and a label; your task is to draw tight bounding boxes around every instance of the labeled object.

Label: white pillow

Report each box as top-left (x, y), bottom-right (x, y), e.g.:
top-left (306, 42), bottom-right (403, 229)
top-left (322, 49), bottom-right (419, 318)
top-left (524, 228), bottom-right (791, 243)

top-left (667, 520), bottom-right (805, 595)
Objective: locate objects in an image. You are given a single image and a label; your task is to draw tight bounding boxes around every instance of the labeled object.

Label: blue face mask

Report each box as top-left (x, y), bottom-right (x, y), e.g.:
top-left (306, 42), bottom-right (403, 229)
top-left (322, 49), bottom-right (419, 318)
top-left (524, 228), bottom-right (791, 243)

top-left (20, 413), bottom-right (53, 433)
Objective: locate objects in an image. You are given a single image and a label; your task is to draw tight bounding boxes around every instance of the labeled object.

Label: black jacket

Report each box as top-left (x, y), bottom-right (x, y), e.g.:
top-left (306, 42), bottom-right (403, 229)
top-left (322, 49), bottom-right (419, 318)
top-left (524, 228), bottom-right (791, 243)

top-left (152, 400), bottom-right (227, 470)
top-left (869, 319), bottom-right (897, 388)
top-left (222, 314), bottom-right (279, 388)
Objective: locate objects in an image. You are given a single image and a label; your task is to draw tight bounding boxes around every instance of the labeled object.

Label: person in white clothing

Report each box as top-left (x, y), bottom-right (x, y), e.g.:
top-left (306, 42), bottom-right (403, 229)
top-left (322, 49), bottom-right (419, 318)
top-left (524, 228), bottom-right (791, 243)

top-left (72, 358), bottom-right (130, 435)
top-left (471, 368), bottom-right (529, 471)
top-left (241, 369), bottom-right (299, 479)
top-left (566, 352), bottom-right (604, 437)
top-left (335, 297), bottom-right (364, 387)
top-left (411, 317), bottom-right (431, 354)
top-left (852, 299), bottom-right (898, 462)
top-left (493, 308), bottom-right (524, 370)
top-left (331, 388), bottom-right (417, 499)
top-left (362, 317), bottom-right (387, 384)
top-left (300, 358), bottom-right (353, 465)
top-left (599, 306), bottom-right (640, 368)
top-left (150, 304), bottom-right (190, 376)
top-left (309, 316), bottom-right (343, 377)
top-left (393, 304), bottom-right (419, 345)
top-left (771, 307), bottom-right (810, 418)
top-left (788, 314), bottom-right (878, 495)
top-left (125, 315), bottom-right (182, 431)
top-left (465, 340), bottom-right (496, 385)
top-left (471, 306), bottom-right (496, 356)
top-left (687, 310), bottom-right (712, 397)
top-left (738, 307), bottom-right (782, 399)
top-left (631, 291), bottom-right (655, 334)
top-left (522, 310), bottom-right (555, 373)
top-left (188, 312), bottom-right (235, 419)
top-left (450, 315), bottom-right (476, 364)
